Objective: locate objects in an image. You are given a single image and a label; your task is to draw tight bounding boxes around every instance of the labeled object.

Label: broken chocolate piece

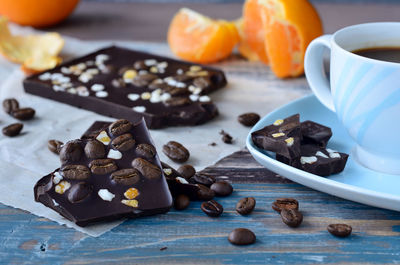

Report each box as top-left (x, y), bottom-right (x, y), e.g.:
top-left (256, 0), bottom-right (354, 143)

top-left (301, 120), bottom-right (332, 147)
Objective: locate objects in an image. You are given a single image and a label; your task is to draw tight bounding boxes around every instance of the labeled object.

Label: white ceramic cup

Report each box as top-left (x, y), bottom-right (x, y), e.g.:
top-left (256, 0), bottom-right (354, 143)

top-left (304, 22), bottom-right (400, 175)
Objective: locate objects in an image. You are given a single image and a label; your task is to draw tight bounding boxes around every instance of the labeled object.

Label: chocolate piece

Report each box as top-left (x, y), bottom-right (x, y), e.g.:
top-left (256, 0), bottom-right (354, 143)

top-left (24, 46), bottom-right (227, 129)
top-left (34, 119), bottom-right (173, 226)
top-left (220, 130), bottom-right (233, 144)
top-left (301, 120), bottom-right (332, 147)
top-left (251, 114), bottom-right (301, 159)
top-left (237, 112), bottom-right (260, 127)
top-left (276, 145), bottom-right (349, 176)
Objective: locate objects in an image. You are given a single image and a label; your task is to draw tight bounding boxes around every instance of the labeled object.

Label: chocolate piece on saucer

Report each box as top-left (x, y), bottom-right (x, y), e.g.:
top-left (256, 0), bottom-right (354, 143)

top-left (24, 46), bottom-right (227, 129)
top-left (251, 114), bottom-right (302, 159)
top-left (276, 144), bottom-right (349, 176)
top-left (301, 120), bottom-right (332, 147)
top-left (34, 119), bottom-right (173, 227)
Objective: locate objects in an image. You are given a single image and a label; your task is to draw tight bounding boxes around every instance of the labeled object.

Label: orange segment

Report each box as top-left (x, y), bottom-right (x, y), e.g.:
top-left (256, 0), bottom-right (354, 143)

top-left (235, 18), bottom-right (260, 61)
top-left (168, 8), bottom-right (239, 64)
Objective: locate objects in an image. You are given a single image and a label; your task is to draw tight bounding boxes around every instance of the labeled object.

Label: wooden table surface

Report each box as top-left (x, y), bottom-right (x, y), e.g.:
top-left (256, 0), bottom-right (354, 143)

top-left (2, 1), bottom-right (400, 264)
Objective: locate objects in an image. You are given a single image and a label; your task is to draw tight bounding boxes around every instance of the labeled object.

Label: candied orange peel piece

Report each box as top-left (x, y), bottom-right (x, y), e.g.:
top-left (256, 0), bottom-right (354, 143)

top-left (0, 17), bottom-right (64, 74)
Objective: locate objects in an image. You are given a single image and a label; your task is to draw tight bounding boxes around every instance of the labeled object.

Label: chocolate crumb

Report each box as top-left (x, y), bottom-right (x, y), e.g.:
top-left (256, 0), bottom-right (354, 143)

top-left (209, 142), bottom-right (217, 146)
top-left (160, 247), bottom-right (168, 251)
top-left (219, 130), bottom-right (233, 144)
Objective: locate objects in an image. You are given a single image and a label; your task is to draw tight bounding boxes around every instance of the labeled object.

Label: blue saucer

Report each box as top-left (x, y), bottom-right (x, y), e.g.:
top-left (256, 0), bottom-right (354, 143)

top-left (246, 95), bottom-right (400, 212)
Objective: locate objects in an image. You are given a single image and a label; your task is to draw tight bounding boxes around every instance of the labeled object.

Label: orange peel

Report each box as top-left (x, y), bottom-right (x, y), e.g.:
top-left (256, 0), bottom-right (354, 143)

top-left (0, 17), bottom-right (64, 74)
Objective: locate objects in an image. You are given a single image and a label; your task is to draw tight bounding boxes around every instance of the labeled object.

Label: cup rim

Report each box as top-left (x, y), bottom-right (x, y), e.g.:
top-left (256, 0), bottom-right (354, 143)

top-left (331, 22), bottom-right (400, 66)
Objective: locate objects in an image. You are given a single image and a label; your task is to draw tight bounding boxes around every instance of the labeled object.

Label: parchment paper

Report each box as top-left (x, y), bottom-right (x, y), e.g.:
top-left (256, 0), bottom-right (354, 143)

top-left (0, 25), bottom-right (309, 236)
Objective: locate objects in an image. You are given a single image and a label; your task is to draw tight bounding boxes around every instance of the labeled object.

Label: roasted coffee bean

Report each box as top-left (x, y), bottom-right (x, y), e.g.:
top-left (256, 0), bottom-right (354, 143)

top-left (2, 98), bottom-right (19, 114)
top-left (190, 173), bottom-right (215, 187)
top-left (280, 209), bottom-right (303, 228)
top-left (61, 165), bottom-right (91, 180)
top-left (12, 107), bottom-right (35, 120)
top-left (172, 74), bottom-right (192, 82)
top-left (164, 97), bottom-right (191, 107)
top-left (236, 197), bottom-right (256, 215)
top-left (193, 76), bottom-right (211, 89)
top-left (228, 228), bottom-right (256, 245)
top-left (68, 182), bottom-right (92, 203)
top-left (201, 200), bottom-right (223, 217)
top-left (219, 130), bottom-right (233, 144)
top-left (136, 143), bottom-right (156, 159)
top-left (210, 181), bottom-right (233, 197)
top-left (196, 184), bottom-right (215, 201)
top-left (238, 112), bottom-right (260, 127)
top-left (89, 159), bottom-right (118, 175)
top-left (132, 158), bottom-right (161, 179)
top-left (59, 141), bottom-right (83, 163)
top-left (111, 78), bottom-right (125, 88)
top-left (132, 73), bottom-right (158, 87)
top-left (111, 168), bottom-right (141, 185)
top-left (174, 194), bottom-right (190, 210)
top-left (148, 79), bottom-right (168, 90)
top-left (108, 119), bottom-right (132, 136)
top-left (327, 224), bottom-right (352, 238)
top-left (2, 123), bottom-right (23, 137)
top-left (162, 141), bottom-right (190, 163)
top-left (133, 60), bottom-right (148, 70)
top-left (177, 164), bottom-right (196, 180)
top-left (111, 133), bottom-right (135, 151)
top-left (48, 140), bottom-right (63, 155)
top-left (162, 86), bottom-right (187, 96)
top-left (272, 198), bottom-right (299, 213)
top-left (84, 140), bottom-right (105, 159)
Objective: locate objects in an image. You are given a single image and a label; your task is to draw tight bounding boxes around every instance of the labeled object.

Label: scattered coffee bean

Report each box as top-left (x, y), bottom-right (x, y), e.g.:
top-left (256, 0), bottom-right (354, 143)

top-left (209, 142), bottom-right (217, 146)
top-left (12, 107), bottom-right (35, 120)
top-left (2, 98), bottom-right (19, 114)
top-left (68, 182), bottom-right (92, 203)
top-left (238, 112), bottom-right (260, 127)
top-left (196, 184), bottom-right (215, 201)
top-left (59, 141), bottom-right (83, 163)
top-left (111, 133), bottom-right (135, 151)
top-left (177, 164), bottom-right (196, 180)
top-left (159, 247), bottom-right (168, 251)
top-left (61, 165), bottom-right (91, 180)
top-left (48, 140), bottom-right (63, 155)
top-left (201, 200), bottom-right (223, 217)
top-left (164, 97), bottom-right (191, 107)
top-left (136, 143), bottom-right (156, 159)
top-left (190, 173), bottom-right (215, 187)
top-left (111, 168), bottom-right (140, 185)
top-left (162, 141), bottom-right (190, 163)
top-left (174, 194), bottom-right (190, 210)
top-left (84, 140), bottom-right (105, 159)
top-left (280, 209), bottom-right (303, 228)
top-left (108, 119), bottom-right (132, 136)
top-left (210, 181), bottom-right (233, 197)
top-left (272, 198), bottom-right (299, 213)
top-left (219, 130), bottom-right (233, 144)
top-left (327, 224), bottom-right (352, 238)
top-left (228, 228), bottom-right (256, 245)
top-left (132, 73), bottom-right (158, 87)
top-left (2, 123), bottom-right (23, 137)
top-left (236, 197), bottom-right (256, 215)
top-left (89, 159), bottom-right (118, 175)
top-left (132, 158), bottom-right (161, 179)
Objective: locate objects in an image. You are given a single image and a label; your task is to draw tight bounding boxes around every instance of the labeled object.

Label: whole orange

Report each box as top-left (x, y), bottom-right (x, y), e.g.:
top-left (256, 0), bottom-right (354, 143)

top-left (0, 0), bottom-right (80, 28)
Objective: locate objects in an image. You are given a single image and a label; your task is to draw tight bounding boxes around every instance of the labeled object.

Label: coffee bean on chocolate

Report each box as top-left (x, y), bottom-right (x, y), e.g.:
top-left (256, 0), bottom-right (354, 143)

top-left (111, 168), bottom-right (140, 185)
top-left (238, 113), bottom-right (260, 127)
top-left (210, 181), bottom-right (233, 197)
top-left (68, 182), bottom-right (92, 203)
top-left (108, 119), bottom-right (132, 136)
top-left (162, 86), bottom-right (187, 96)
top-left (174, 194), bottom-right (190, 210)
top-left (48, 140), bottom-right (63, 155)
top-left (136, 143), bottom-right (156, 159)
top-left (219, 130), bottom-right (233, 144)
top-left (2, 123), bottom-right (23, 137)
top-left (132, 158), bottom-right (161, 179)
top-left (133, 60), bottom-right (148, 70)
top-left (196, 184), bottom-right (215, 201)
top-left (190, 173), bottom-right (215, 187)
top-left (236, 197), bottom-right (256, 215)
top-left (272, 198), bottom-right (299, 213)
top-left (111, 133), bottom-right (135, 151)
top-left (201, 200), bottom-right (223, 217)
top-left (2, 98), bottom-right (19, 114)
top-left (12, 107), bottom-right (35, 120)
top-left (111, 78), bottom-right (125, 88)
top-left (61, 165), bottom-right (91, 180)
top-left (228, 228), bottom-right (256, 245)
top-left (177, 164), bottom-right (196, 180)
top-left (162, 141), bottom-right (190, 163)
top-left (164, 97), bottom-right (191, 107)
top-left (193, 76), bottom-right (211, 89)
top-left (132, 73), bottom-right (158, 87)
top-left (84, 140), bottom-right (105, 159)
top-left (327, 224), bottom-right (352, 238)
top-left (59, 140), bottom-right (83, 163)
top-left (172, 74), bottom-right (193, 82)
top-left (89, 159), bottom-right (118, 175)
top-left (280, 209), bottom-right (303, 228)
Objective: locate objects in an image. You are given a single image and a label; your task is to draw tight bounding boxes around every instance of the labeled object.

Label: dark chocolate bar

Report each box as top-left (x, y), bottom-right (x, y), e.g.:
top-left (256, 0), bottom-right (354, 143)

top-left (251, 114), bottom-right (302, 159)
top-left (301, 120), bottom-right (332, 147)
top-left (34, 119), bottom-right (173, 226)
top-left (24, 46), bottom-right (227, 129)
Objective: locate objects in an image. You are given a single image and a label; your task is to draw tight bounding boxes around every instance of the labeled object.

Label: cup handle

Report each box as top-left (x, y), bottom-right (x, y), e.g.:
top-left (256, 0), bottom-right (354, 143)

top-left (304, 34), bottom-right (335, 112)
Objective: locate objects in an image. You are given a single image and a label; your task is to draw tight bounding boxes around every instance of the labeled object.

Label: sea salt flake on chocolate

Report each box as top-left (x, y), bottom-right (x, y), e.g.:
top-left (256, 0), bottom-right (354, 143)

top-left (176, 177), bottom-right (189, 184)
top-left (107, 149), bottom-right (122, 160)
top-left (285, 137), bottom-right (294, 146)
top-left (133, 106), bottom-right (146, 113)
top-left (96, 130), bottom-right (111, 145)
top-left (272, 132), bottom-right (285, 138)
top-left (273, 119), bottom-right (284, 126)
top-left (190, 94), bottom-right (199, 101)
top-left (141, 92), bottom-right (151, 100)
top-left (55, 181), bottom-right (71, 194)
top-left (300, 156), bottom-right (318, 165)
top-left (163, 168), bottom-right (172, 175)
top-left (199, 95), bottom-right (211, 102)
top-left (39, 72), bottom-right (51, 80)
top-left (144, 59), bottom-right (157, 66)
top-left (121, 199), bottom-right (138, 208)
top-left (127, 93), bottom-right (140, 101)
top-left (96, 91), bottom-right (108, 98)
top-left (53, 171), bottom-right (63, 184)
top-left (91, 84), bottom-right (105, 91)
top-left (316, 151), bottom-right (329, 158)
top-left (98, 189), bottom-right (115, 201)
